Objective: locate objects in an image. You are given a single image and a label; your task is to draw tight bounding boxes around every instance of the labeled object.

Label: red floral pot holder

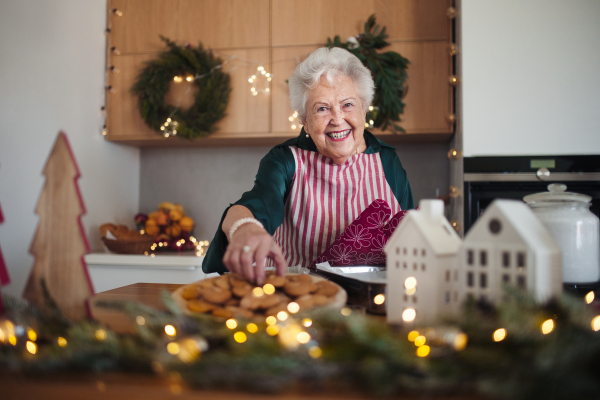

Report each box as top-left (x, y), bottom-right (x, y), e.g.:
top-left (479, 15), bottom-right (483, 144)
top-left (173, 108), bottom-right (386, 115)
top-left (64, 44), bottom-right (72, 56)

top-left (312, 199), bottom-right (412, 268)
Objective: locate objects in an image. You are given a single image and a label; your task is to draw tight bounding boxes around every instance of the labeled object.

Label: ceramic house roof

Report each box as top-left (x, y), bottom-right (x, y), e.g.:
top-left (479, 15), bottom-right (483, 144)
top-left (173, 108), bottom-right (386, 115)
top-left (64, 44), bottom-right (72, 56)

top-left (464, 199), bottom-right (560, 252)
top-left (384, 200), bottom-right (462, 256)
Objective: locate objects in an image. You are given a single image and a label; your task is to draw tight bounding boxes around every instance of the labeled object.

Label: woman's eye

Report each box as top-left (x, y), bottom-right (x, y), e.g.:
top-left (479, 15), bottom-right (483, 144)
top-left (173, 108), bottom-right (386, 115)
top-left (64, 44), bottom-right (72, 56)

top-left (317, 107), bottom-right (327, 112)
top-left (344, 102), bottom-right (354, 108)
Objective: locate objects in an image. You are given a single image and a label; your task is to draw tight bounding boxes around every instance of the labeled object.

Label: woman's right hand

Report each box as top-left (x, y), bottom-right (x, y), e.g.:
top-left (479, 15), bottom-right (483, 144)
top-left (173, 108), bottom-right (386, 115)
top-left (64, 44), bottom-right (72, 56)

top-left (222, 222), bottom-right (287, 285)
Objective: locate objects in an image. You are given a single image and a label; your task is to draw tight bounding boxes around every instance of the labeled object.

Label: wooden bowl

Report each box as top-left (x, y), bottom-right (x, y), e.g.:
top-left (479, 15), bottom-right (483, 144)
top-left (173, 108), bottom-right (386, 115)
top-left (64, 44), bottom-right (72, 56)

top-left (101, 235), bottom-right (156, 255)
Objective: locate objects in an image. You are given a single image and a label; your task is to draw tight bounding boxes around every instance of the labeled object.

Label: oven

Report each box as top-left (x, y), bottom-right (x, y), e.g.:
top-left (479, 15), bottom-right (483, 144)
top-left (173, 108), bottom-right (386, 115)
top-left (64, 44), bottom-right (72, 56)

top-left (463, 155), bottom-right (600, 233)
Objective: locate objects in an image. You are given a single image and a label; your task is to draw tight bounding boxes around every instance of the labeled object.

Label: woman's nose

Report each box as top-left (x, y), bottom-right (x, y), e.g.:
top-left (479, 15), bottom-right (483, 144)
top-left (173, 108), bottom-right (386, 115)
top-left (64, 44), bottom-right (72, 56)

top-left (329, 108), bottom-right (344, 125)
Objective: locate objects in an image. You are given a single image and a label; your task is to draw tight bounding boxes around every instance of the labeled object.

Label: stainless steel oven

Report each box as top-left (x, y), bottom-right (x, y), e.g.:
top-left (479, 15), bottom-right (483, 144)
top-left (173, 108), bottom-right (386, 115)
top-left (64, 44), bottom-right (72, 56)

top-left (464, 155), bottom-right (600, 233)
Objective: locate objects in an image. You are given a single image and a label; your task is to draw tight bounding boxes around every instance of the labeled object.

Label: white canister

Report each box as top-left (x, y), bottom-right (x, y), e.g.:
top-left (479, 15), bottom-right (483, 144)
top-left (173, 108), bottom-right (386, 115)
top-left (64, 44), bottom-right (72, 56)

top-left (524, 184), bottom-right (600, 284)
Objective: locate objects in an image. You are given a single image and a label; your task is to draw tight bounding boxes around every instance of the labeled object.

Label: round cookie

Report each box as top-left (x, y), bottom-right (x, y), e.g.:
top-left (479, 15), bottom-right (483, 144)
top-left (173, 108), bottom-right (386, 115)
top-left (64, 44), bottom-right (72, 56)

top-left (187, 299), bottom-right (217, 313)
top-left (283, 281), bottom-right (317, 297)
top-left (232, 282), bottom-right (253, 298)
top-left (202, 286), bottom-right (232, 304)
top-left (315, 280), bottom-right (339, 297)
top-left (181, 284), bottom-right (202, 300)
top-left (214, 275), bottom-right (231, 290)
top-left (212, 307), bottom-right (235, 319)
top-left (287, 274), bottom-right (313, 283)
top-left (265, 274), bottom-right (286, 288)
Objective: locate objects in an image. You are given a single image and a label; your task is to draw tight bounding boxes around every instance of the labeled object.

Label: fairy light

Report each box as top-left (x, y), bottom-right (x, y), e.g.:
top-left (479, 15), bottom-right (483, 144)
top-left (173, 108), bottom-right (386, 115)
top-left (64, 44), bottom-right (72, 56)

top-left (186, 75), bottom-right (194, 82)
top-left (234, 331), bottom-right (247, 343)
top-left (266, 316), bottom-right (277, 326)
top-left (161, 118), bottom-right (179, 137)
top-left (416, 345), bottom-right (430, 357)
top-left (9, 335), bottom-right (17, 346)
top-left (277, 311), bottom-right (288, 321)
top-left (136, 316), bottom-right (146, 326)
top-left (26, 341), bottom-right (38, 354)
top-left (226, 319), bottom-right (238, 329)
top-left (27, 328), bottom-right (37, 341)
top-left (165, 325), bottom-right (176, 336)
top-left (252, 287), bottom-right (264, 297)
top-left (93, 329), bottom-right (106, 341)
top-left (585, 291), bottom-right (595, 304)
top-left (263, 283), bottom-right (276, 295)
top-left (287, 302), bottom-right (300, 314)
top-left (402, 308), bottom-right (416, 322)
top-left (288, 111), bottom-right (302, 130)
top-left (414, 335), bottom-right (426, 347)
top-left (373, 294), bottom-right (385, 305)
top-left (493, 328), bottom-right (506, 342)
top-left (404, 277), bottom-right (417, 290)
top-left (297, 332), bottom-right (311, 344)
top-left (407, 331), bottom-right (419, 342)
top-left (248, 66), bottom-right (271, 96)
top-left (341, 307), bottom-right (352, 316)
top-left (173, 76), bottom-right (183, 83)
top-left (541, 319), bottom-right (555, 335)
top-left (592, 316), bottom-right (600, 331)
top-left (167, 342), bottom-right (180, 355)
top-left (302, 318), bottom-right (312, 327)
top-left (266, 325), bottom-right (279, 336)
top-left (246, 323), bottom-right (258, 333)
top-left (308, 346), bottom-right (322, 358)
top-left (58, 337), bottom-right (68, 347)
top-left (453, 333), bottom-right (468, 351)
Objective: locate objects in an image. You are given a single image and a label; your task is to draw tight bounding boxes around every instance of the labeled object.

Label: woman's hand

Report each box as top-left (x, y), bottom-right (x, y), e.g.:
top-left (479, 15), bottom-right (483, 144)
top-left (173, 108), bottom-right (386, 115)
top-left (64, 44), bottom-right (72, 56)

top-left (222, 209), bottom-right (287, 285)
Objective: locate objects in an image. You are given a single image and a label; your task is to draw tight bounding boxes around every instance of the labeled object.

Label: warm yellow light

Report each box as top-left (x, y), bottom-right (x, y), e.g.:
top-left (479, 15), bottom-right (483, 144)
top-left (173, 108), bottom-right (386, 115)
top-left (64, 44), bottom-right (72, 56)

top-left (248, 78), bottom-right (253, 83)
top-left (404, 277), bottom-right (417, 290)
top-left (369, 106), bottom-right (374, 111)
top-left (234, 332), bottom-right (247, 343)
top-left (341, 307), bottom-right (352, 316)
top-left (165, 325), bottom-right (176, 336)
top-left (186, 75), bottom-right (194, 82)
top-left (288, 116), bottom-right (294, 122)
top-left (266, 325), bottom-right (279, 336)
top-left (287, 302), bottom-right (300, 313)
top-left (261, 70), bottom-right (266, 75)
top-left (291, 124), bottom-right (297, 129)
top-left (277, 311), bottom-right (288, 321)
top-left (265, 73), bottom-right (270, 77)
top-left (416, 345), bottom-right (430, 357)
top-left (493, 328), bottom-right (506, 342)
top-left (586, 291), bottom-right (595, 304)
top-left (9, 335), bottom-right (17, 346)
top-left (266, 316), bottom-right (277, 326)
top-left (592, 316), bottom-right (600, 331)
top-left (267, 77), bottom-right (272, 81)
top-left (265, 88), bottom-right (270, 92)
top-left (252, 91), bottom-right (258, 96)
top-left (263, 283), bottom-right (276, 295)
top-left (95, 329), bottom-right (107, 341)
top-left (58, 337), bottom-right (67, 347)
top-left (308, 346), bottom-right (322, 358)
top-left (453, 333), bottom-right (468, 351)
top-left (167, 342), bottom-right (180, 355)
top-left (407, 330), bottom-right (419, 342)
top-left (296, 332), bottom-right (311, 344)
top-left (373, 294), bottom-right (385, 305)
top-left (0, 329), bottom-right (5, 343)
top-left (405, 287), bottom-right (416, 296)
top-left (293, 112), bottom-right (298, 117)
top-left (136, 316), bottom-right (146, 326)
top-left (402, 308), bottom-right (416, 322)
top-left (251, 75), bottom-right (256, 80)
top-left (246, 323), bottom-right (258, 333)
top-left (414, 335), bottom-right (426, 347)
top-left (27, 328), bottom-right (37, 341)
top-left (173, 76), bottom-right (183, 83)
top-left (302, 318), bottom-right (312, 327)
top-left (253, 287), bottom-right (264, 297)
top-left (364, 123), bottom-right (369, 128)
top-left (26, 341), bottom-right (37, 354)
top-left (369, 120), bottom-right (374, 125)
top-left (225, 319), bottom-right (238, 329)
top-left (541, 319), bottom-right (555, 335)
top-left (257, 66), bottom-right (264, 71)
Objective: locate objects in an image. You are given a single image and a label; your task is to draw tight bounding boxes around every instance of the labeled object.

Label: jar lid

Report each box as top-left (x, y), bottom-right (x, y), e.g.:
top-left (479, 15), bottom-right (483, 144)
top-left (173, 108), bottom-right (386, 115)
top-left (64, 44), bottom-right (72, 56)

top-left (523, 183), bottom-right (591, 204)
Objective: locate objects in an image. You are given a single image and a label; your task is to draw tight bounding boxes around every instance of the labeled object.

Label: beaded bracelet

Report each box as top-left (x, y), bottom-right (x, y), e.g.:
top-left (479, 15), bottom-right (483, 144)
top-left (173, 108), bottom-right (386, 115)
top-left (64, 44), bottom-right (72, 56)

top-left (228, 217), bottom-right (264, 241)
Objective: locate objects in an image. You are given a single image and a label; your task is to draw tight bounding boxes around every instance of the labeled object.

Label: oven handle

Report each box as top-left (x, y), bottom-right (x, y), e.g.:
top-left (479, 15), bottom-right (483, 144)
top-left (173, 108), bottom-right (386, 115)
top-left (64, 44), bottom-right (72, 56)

top-left (464, 172), bottom-right (600, 182)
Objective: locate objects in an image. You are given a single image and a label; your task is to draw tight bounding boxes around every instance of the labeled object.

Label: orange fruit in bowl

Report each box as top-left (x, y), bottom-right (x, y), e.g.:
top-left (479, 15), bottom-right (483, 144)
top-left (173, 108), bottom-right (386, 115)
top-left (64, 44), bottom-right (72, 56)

top-left (145, 220), bottom-right (160, 236)
top-left (155, 211), bottom-right (170, 226)
top-left (169, 209), bottom-right (183, 222)
top-left (166, 224), bottom-right (182, 238)
top-left (179, 216), bottom-right (194, 232)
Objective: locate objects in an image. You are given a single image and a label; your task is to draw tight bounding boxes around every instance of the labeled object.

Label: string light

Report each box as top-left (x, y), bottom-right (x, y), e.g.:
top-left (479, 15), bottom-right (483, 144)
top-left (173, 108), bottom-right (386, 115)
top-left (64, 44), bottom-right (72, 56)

top-left (58, 337), bottom-right (68, 347)
top-left (248, 66), bottom-right (271, 96)
top-left (585, 291), bottom-right (595, 304)
top-left (592, 316), bottom-right (600, 331)
top-left (110, 46), bottom-right (120, 55)
top-left (416, 345), bottom-right (430, 357)
top-left (296, 332), bottom-right (311, 344)
top-left (287, 302), bottom-right (300, 313)
top-left (402, 308), bottom-right (416, 322)
top-left (95, 329), bottom-right (107, 341)
top-left (266, 316), bottom-right (277, 326)
top-left (453, 333), bottom-right (468, 351)
top-left (407, 331), bottom-right (419, 342)
top-left (226, 319), bottom-right (238, 329)
top-left (263, 283), bottom-right (276, 295)
top-left (277, 311), bottom-right (288, 321)
top-left (252, 287), bottom-right (264, 297)
top-left (136, 316), bottom-right (146, 326)
top-left (493, 328), bottom-right (506, 342)
top-left (266, 325), bottom-right (279, 336)
top-left (165, 325), bottom-right (176, 336)
top-left (167, 342), bottom-right (180, 355)
top-left (341, 307), bottom-right (352, 316)
top-left (308, 346), bottom-right (322, 358)
top-left (160, 117), bottom-right (179, 137)
top-left (27, 328), bottom-right (37, 341)
top-left (173, 76), bottom-right (183, 83)
top-left (246, 323), bottom-right (258, 333)
top-left (302, 318), bottom-right (312, 327)
top-left (373, 294), bottom-right (385, 305)
top-left (414, 335), bottom-right (426, 347)
top-left (26, 341), bottom-right (38, 354)
top-left (541, 319), bottom-right (555, 335)
top-left (233, 331), bottom-right (247, 343)
top-left (288, 111), bottom-right (302, 130)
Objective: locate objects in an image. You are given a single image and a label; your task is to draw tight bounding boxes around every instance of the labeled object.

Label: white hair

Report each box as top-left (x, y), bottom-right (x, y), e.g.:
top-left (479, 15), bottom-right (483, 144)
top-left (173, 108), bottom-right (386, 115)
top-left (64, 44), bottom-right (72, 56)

top-left (288, 47), bottom-right (375, 121)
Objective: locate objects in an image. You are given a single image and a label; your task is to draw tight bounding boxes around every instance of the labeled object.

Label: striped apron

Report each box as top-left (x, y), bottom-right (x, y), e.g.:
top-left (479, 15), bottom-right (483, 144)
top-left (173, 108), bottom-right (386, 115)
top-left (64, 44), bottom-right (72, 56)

top-left (270, 147), bottom-right (402, 269)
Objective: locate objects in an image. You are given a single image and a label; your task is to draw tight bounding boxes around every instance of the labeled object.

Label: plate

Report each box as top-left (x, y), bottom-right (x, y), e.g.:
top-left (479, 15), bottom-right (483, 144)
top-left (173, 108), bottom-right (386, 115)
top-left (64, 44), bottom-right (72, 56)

top-left (172, 273), bottom-right (347, 317)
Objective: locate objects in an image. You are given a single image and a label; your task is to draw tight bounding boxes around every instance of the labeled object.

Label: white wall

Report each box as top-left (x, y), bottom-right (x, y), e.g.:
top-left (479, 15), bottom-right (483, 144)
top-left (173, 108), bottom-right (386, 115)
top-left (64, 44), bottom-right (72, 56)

top-left (0, 0), bottom-right (140, 296)
top-left (461, 0), bottom-right (600, 157)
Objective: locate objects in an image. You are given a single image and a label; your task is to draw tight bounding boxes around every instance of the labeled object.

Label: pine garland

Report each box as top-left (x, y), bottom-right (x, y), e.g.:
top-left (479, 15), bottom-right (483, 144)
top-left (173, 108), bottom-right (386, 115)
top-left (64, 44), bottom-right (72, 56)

top-left (2, 287), bottom-right (600, 399)
top-left (130, 36), bottom-right (231, 139)
top-left (327, 15), bottom-right (410, 133)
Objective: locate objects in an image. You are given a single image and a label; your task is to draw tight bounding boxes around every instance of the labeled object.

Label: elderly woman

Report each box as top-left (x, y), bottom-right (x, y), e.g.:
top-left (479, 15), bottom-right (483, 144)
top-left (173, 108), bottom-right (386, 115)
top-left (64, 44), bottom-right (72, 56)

top-left (202, 47), bottom-right (414, 284)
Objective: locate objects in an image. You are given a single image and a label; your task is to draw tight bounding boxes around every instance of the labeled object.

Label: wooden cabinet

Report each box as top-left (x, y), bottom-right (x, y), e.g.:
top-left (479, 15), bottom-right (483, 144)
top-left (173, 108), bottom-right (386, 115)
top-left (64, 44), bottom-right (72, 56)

top-left (105, 0), bottom-right (454, 147)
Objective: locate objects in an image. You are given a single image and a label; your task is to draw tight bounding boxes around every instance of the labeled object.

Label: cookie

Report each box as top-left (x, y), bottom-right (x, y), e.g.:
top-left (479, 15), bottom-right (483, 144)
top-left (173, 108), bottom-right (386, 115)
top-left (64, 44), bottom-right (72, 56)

top-left (99, 223), bottom-right (117, 238)
top-left (231, 282), bottom-right (253, 298)
top-left (265, 274), bottom-right (286, 288)
top-left (240, 293), bottom-right (263, 311)
top-left (258, 293), bottom-right (284, 309)
top-left (315, 280), bottom-right (339, 297)
top-left (202, 287), bottom-right (232, 304)
top-left (265, 303), bottom-right (288, 317)
top-left (311, 294), bottom-right (330, 307)
top-left (226, 306), bottom-right (254, 319)
top-left (181, 284), bottom-right (202, 300)
top-left (214, 275), bottom-right (231, 290)
top-left (187, 299), bottom-right (217, 313)
top-left (212, 307), bottom-right (235, 319)
top-left (287, 274), bottom-right (313, 283)
top-left (283, 281), bottom-right (317, 297)
top-left (294, 294), bottom-right (314, 311)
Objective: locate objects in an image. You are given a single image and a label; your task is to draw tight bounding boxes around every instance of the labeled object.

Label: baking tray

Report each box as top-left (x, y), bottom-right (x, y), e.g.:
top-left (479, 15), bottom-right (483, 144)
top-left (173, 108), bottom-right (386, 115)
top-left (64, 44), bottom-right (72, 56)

top-left (314, 264), bottom-right (387, 315)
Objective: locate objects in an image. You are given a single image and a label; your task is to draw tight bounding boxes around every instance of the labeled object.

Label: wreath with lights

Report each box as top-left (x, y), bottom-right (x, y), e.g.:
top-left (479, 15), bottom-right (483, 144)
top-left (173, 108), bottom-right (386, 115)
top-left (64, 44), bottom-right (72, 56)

top-left (131, 36), bottom-right (231, 139)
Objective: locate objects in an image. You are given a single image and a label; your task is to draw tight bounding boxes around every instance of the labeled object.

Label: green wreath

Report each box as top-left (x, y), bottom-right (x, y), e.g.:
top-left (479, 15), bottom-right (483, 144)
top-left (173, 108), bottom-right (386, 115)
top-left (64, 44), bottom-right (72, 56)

top-left (131, 36), bottom-right (231, 139)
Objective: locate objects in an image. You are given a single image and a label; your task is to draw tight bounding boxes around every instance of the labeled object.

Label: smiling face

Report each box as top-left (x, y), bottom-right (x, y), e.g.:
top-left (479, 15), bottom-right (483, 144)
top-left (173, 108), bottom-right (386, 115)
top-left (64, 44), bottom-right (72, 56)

top-left (302, 75), bottom-right (367, 164)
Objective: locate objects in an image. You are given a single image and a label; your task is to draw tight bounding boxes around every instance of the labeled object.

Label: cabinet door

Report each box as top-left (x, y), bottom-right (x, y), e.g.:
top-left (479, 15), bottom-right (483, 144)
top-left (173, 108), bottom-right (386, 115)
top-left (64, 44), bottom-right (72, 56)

top-left (271, 0), bottom-right (335, 46)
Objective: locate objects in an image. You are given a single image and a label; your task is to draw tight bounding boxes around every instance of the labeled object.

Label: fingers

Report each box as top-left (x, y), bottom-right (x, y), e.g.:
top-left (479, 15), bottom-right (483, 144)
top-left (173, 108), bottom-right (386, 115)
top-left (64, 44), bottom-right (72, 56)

top-left (269, 242), bottom-right (288, 276)
top-left (240, 245), bottom-right (256, 283)
top-left (254, 240), bottom-right (271, 285)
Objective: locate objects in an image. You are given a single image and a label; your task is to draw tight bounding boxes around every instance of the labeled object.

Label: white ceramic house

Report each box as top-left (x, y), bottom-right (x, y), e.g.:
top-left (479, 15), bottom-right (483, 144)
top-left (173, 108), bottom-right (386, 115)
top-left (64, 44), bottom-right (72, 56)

top-left (460, 199), bottom-right (562, 304)
top-left (385, 199), bottom-right (462, 325)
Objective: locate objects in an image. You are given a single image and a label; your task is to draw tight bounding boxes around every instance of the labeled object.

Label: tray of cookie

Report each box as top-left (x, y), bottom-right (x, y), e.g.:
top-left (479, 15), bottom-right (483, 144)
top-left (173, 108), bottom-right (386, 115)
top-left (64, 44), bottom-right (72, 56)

top-left (314, 264), bottom-right (387, 315)
top-left (172, 271), bottom-right (347, 319)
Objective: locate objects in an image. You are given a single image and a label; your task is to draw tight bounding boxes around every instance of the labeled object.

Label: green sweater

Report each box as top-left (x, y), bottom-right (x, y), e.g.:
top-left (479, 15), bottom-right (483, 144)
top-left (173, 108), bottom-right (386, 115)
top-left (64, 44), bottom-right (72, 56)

top-left (202, 129), bottom-right (415, 274)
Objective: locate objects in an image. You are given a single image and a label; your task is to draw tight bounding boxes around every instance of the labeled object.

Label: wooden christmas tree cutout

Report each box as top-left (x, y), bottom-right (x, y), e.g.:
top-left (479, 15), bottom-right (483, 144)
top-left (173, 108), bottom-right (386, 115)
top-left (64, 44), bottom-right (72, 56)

top-left (23, 132), bottom-right (94, 320)
top-left (0, 192), bottom-right (10, 314)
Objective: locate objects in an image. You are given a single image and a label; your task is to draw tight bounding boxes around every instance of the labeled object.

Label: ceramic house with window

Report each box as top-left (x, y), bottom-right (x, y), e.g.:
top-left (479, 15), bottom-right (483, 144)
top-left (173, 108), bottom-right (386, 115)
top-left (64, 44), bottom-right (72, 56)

top-left (385, 199), bottom-right (462, 325)
top-left (460, 199), bottom-right (562, 304)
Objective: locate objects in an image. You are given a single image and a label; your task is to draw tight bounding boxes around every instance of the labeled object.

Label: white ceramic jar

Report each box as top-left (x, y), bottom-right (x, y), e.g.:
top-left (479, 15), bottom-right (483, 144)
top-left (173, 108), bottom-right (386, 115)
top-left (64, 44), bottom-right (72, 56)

top-left (524, 184), bottom-right (600, 284)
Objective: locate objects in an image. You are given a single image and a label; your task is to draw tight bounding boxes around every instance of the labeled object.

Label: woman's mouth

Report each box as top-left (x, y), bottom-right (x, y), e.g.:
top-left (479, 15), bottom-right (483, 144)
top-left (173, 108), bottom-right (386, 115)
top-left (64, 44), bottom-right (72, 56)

top-left (326, 129), bottom-right (351, 141)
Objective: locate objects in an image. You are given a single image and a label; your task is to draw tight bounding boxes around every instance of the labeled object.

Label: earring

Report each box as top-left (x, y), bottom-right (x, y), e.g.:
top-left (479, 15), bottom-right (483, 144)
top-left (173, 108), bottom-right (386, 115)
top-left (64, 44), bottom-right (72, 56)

top-left (306, 133), bottom-right (310, 138)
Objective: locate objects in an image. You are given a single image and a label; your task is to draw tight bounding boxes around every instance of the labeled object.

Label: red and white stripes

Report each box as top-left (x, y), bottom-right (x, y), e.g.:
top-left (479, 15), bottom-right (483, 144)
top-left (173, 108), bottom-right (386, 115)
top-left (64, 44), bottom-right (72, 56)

top-left (270, 147), bottom-right (401, 268)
